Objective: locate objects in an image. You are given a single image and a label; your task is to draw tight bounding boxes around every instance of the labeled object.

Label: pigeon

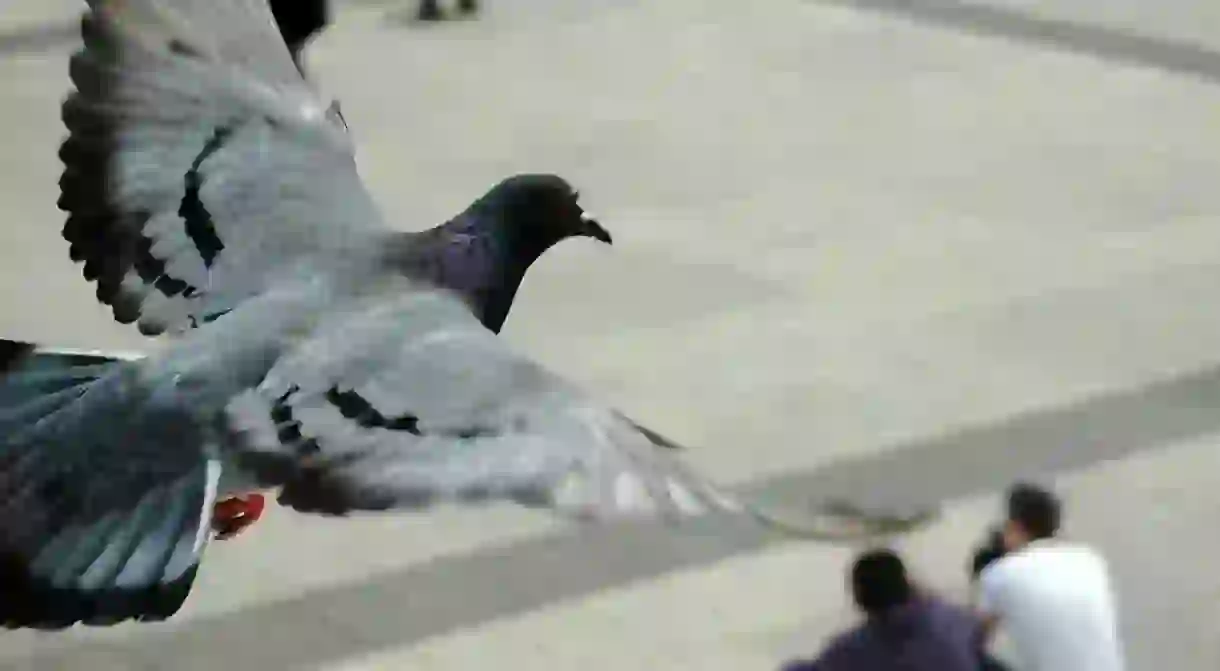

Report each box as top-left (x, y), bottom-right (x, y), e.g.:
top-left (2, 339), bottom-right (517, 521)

top-left (0, 0), bottom-right (799, 630)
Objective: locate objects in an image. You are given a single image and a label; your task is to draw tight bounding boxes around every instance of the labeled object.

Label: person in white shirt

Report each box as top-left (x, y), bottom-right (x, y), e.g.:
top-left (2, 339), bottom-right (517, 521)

top-left (977, 483), bottom-right (1125, 671)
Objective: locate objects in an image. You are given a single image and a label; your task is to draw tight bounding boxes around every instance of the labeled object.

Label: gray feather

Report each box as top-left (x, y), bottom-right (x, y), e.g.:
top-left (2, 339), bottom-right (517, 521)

top-left (222, 278), bottom-right (745, 522)
top-left (60, 0), bottom-right (384, 336)
top-left (0, 343), bottom-right (216, 627)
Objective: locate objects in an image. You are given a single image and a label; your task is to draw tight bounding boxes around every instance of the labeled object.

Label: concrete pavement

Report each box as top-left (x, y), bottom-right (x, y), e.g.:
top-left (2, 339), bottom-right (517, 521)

top-left (1, 0), bottom-right (1219, 668)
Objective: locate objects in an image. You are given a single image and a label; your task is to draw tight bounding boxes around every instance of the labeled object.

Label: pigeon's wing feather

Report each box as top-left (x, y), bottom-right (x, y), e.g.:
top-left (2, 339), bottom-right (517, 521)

top-left (224, 282), bottom-right (745, 521)
top-left (0, 343), bottom-right (219, 628)
top-left (61, 0), bottom-right (387, 336)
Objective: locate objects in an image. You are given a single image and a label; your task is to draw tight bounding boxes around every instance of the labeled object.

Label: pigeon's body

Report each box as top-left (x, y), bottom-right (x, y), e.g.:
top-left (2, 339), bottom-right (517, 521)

top-left (1, 0), bottom-right (767, 629)
top-left (0, 0), bottom-right (934, 632)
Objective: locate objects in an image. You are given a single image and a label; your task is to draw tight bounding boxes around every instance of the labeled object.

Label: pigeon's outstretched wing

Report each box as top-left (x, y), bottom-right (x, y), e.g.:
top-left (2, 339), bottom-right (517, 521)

top-left (0, 340), bottom-right (219, 628)
top-left (224, 281), bottom-right (746, 521)
top-left (60, 0), bottom-right (387, 336)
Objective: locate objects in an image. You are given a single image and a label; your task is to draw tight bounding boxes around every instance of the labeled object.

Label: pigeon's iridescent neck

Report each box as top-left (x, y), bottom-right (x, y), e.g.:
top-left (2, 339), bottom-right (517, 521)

top-left (407, 215), bottom-right (553, 334)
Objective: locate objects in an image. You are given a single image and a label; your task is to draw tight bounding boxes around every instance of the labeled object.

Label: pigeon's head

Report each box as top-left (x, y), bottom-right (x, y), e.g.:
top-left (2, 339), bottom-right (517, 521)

top-left (482, 174), bottom-right (612, 251)
top-left (447, 174), bottom-right (613, 333)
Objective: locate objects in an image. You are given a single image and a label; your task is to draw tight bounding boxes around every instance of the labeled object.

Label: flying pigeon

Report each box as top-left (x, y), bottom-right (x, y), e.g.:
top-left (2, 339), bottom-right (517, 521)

top-left (0, 0), bottom-right (775, 630)
top-left (1, 0), bottom-right (940, 631)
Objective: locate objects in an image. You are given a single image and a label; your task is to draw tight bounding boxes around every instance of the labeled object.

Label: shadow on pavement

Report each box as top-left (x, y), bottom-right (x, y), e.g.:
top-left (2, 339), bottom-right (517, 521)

top-left (827, 0), bottom-right (1220, 85)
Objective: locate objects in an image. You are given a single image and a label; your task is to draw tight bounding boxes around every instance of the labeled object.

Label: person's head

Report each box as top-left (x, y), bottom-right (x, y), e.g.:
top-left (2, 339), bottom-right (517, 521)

top-left (1002, 482), bottom-right (1061, 551)
top-left (850, 549), bottom-right (913, 618)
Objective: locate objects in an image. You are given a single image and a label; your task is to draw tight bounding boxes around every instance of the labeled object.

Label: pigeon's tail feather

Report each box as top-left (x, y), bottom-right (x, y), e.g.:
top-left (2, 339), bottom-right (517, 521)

top-left (0, 340), bottom-right (216, 629)
top-left (0, 342), bottom-right (119, 435)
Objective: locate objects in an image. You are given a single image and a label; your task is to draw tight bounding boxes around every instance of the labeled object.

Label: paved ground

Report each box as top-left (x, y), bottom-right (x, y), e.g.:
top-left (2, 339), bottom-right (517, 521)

top-left (2, 0), bottom-right (1220, 668)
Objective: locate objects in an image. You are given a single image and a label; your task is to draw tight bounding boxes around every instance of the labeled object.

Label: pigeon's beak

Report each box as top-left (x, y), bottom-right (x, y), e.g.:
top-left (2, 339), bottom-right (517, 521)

top-left (579, 211), bottom-right (612, 245)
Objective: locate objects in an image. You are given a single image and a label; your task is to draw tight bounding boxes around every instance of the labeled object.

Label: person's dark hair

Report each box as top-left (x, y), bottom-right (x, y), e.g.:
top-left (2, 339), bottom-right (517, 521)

top-left (1007, 483), bottom-right (1061, 540)
top-left (850, 549), bottom-right (913, 616)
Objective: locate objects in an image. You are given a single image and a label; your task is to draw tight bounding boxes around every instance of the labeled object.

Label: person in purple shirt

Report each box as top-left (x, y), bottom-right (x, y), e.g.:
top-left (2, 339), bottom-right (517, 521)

top-left (781, 549), bottom-right (1001, 671)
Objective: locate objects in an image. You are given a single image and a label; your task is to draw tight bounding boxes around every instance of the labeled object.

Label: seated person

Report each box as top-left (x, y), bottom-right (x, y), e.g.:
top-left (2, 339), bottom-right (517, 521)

top-left (781, 549), bottom-right (984, 671)
top-left (977, 483), bottom-right (1125, 671)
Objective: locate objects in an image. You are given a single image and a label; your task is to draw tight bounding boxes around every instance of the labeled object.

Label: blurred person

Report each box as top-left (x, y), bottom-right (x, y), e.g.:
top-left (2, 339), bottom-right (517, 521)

top-left (268, 0), bottom-right (348, 130)
top-left (977, 483), bottom-right (1125, 671)
top-left (268, 0), bottom-right (329, 72)
top-left (418, 0), bottom-right (480, 21)
top-left (781, 549), bottom-right (987, 671)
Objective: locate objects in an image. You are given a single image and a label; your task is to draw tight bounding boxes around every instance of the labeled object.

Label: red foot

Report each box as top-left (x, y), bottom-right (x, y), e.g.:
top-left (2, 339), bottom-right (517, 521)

top-left (212, 494), bottom-right (267, 540)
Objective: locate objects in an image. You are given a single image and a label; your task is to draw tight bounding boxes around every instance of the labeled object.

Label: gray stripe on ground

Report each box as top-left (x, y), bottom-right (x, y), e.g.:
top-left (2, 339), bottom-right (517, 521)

top-left (823, 0), bottom-right (1220, 84)
top-left (0, 21), bottom-right (76, 56)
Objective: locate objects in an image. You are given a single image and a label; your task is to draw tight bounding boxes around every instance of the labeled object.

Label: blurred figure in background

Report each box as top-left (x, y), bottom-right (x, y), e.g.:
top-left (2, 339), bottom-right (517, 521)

top-left (976, 483), bottom-right (1125, 671)
top-left (781, 549), bottom-right (986, 671)
top-left (268, 0), bottom-right (329, 72)
top-left (267, 0), bottom-right (348, 131)
top-left (418, 0), bottom-right (480, 22)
